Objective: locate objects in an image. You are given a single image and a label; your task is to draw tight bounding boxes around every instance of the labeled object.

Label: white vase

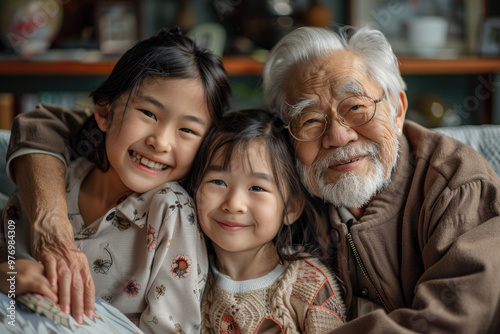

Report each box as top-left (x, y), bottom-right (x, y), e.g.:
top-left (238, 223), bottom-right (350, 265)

top-left (408, 16), bottom-right (448, 57)
top-left (0, 0), bottom-right (64, 56)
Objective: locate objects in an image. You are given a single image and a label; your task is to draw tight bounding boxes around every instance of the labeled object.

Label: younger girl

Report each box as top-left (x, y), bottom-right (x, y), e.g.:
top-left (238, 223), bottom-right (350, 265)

top-left (189, 109), bottom-right (346, 333)
top-left (1, 27), bottom-right (230, 334)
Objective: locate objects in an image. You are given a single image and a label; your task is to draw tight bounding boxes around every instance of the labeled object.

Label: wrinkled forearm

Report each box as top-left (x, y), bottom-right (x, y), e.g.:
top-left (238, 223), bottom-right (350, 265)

top-left (11, 154), bottom-right (75, 258)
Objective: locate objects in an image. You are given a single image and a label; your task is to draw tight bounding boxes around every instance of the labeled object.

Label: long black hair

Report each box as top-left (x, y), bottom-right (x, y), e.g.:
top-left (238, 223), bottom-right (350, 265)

top-left (188, 108), bottom-right (329, 263)
top-left (78, 26), bottom-right (231, 170)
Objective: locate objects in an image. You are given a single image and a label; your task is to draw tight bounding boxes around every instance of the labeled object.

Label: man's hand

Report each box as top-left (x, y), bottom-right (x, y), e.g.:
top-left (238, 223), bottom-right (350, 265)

top-left (12, 154), bottom-right (95, 324)
top-left (31, 215), bottom-right (95, 324)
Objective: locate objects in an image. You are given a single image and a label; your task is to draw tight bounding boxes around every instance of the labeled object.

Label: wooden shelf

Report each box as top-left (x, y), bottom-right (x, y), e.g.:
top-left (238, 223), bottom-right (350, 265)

top-left (0, 60), bottom-right (116, 76)
top-left (398, 57), bottom-right (500, 75)
top-left (1, 56), bottom-right (500, 76)
top-left (221, 57), bottom-right (265, 76)
top-left (224, 56), bottom-right (500, 75)
top-left (0, 56), bottom-right (266, 77)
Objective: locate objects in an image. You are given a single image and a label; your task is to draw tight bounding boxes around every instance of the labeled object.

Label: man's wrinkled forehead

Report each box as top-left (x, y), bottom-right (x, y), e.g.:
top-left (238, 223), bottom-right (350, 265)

top-left (286, 81), bottom-right (365, 118)
top-left (283, 50), bottom-right (366, 101)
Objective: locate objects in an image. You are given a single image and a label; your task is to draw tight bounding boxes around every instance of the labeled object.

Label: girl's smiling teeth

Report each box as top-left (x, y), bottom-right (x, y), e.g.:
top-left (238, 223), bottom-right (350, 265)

top-left (130, 150), bottom-right (168, 171)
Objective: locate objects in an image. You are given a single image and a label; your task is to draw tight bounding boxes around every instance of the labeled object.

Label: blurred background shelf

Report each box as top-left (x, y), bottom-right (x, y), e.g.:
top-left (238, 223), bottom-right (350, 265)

top-left (399, 57), bottom-right (500, 75)
top-left (3, 56), bottom-right (500, 76)
top-left (0, 56), bottom-right (264, 76)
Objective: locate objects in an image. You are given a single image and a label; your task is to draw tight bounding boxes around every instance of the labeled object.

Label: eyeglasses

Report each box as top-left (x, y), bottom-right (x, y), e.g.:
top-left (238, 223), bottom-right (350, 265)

top-left (285, 94), bottom-right (385, 142)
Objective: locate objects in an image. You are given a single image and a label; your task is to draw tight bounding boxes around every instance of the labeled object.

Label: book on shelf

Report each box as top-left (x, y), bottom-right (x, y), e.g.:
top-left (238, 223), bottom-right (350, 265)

top-left (0, 93), bottom-right (14, 130)
top-left (19, 92), bottom-right (92, 113)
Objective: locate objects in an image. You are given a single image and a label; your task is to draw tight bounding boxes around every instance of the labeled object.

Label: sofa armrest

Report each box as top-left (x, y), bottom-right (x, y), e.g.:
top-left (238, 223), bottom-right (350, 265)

top-left (1, 130), bottom-right (17, 199)
top-left (433, 124), bottom-right (500, 176)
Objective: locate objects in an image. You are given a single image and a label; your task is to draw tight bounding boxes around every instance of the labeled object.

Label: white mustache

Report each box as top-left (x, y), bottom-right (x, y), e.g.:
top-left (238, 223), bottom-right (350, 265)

top-left (314, 142), bottom-right (380, 173)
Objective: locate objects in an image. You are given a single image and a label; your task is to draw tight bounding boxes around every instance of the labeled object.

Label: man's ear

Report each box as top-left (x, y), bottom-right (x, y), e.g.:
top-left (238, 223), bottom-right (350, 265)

top-left (284, 196), bottom-right (305, 226)
top-left (395, 90), bottom-right (408, 132)
top-left (94, 104), bottom-right (111, 132)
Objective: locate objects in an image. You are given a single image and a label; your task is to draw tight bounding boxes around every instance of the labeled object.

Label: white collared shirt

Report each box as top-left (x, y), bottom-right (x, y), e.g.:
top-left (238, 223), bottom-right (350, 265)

top-left (3, 158), bottom-right (208, 334)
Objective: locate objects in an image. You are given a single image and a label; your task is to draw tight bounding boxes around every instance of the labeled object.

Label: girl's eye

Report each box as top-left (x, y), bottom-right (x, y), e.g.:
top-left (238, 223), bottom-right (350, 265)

top-left (249, 186), bottom-right (264, 192)
top-left (140, 109), bottom-right (157, 121)
top-left (211, 179), bottom-right (226, 187)
top-left (180, 128), bottom-right (196, 135)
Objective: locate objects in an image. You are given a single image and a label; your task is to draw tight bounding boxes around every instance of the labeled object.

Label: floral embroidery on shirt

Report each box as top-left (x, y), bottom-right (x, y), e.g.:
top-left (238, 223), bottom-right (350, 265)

top-left (147, 225), bottom-right (158, 252)
top-left (75, 226), bottom-right (97, 239)
top-left (94, 258), bottom-right (112, 274)
top-left (221, 314), bottom-right (241, 334)
top-left (133, 209), bottom-right (146, 227)
top-left (158, 187), bottom-right (171, 194)
top-left (93, 243), bottom-right (113, 274)
top-left (4, 203), bottom-right (20, 222)
top-left (172, 255), bottom-right (192, 279)
top-left (123, 280), bottom-right (141, 297)
top-left (187, 212), bottom-right (195, 225)
top-left (112, 214), bottom-right (131, 231)
top-left (155, 284), bottom-right (166, 299)
top-left (174, 323), bottom-right (185, 333)
top-left (158, 187), bottom-right (183, 196)
top-left (105, 211), bottom-right (115, 221)
top-left (169, 201), bottom-right (183, 211)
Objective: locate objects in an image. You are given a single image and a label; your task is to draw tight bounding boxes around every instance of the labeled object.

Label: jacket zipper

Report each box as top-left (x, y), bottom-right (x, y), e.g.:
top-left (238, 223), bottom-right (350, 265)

top-left (346, 232), bottom-right (391, 313)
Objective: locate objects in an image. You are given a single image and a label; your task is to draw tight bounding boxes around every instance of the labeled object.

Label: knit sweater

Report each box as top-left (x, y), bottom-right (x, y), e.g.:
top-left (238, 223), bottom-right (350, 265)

top-left (201, 258), bottom-right (345, 333)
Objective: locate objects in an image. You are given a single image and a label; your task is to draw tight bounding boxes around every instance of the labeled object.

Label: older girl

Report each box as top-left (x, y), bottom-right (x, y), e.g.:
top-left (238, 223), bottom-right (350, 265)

top-left (1, 26), bottom-right (230, 334)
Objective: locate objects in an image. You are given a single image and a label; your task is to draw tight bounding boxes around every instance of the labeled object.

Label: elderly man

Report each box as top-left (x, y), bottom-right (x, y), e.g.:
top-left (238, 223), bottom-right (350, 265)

top-left (262, 26), bottom-right (500, 333)
top-left (5, 26), bottom-right (500, 333)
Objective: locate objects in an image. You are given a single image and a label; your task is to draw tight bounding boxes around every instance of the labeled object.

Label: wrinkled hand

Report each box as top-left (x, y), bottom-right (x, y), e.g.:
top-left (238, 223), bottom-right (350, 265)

top-left (31, 214), bottom-right (95, 324)
top-left (12, 154), bottom-right (96, 324)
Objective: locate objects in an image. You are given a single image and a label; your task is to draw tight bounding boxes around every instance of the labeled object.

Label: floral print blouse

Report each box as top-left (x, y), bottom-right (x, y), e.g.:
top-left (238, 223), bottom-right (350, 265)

top-left (2, 158), bottom-right (208, 334)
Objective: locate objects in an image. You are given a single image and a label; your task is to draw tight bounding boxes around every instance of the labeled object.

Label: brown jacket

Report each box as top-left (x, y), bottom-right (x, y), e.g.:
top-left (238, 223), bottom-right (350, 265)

top-left (329, 120), bottom-right (500, 333)
top-left (6, 103), bottom-right (91, 181)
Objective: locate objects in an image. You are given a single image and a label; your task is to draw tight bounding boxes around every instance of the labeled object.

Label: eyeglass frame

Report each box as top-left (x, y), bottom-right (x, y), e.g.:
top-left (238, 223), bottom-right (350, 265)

top-left (284, 94), bottom-right (385, 142)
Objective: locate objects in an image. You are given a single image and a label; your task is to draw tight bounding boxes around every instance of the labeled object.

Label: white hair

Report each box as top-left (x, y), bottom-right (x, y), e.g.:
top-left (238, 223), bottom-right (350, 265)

top-left (262, 26), bottom-right (407, 121)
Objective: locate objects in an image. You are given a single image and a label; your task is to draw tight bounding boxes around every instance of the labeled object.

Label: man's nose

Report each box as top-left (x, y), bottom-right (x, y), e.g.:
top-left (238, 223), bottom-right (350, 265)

top-left (322, 115), bottom-right (358, 148)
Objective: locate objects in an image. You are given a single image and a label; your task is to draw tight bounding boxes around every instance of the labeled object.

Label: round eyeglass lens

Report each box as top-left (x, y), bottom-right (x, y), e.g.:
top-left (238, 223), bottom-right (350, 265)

top-left (289, 111), bottom-right (326, 141)
top-left (338, 95), bottom-right (376, 127)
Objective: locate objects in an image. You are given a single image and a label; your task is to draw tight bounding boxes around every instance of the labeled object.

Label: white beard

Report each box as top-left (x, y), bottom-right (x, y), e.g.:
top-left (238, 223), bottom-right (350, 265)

top-left (298, 140), bottom-right (397, 208)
